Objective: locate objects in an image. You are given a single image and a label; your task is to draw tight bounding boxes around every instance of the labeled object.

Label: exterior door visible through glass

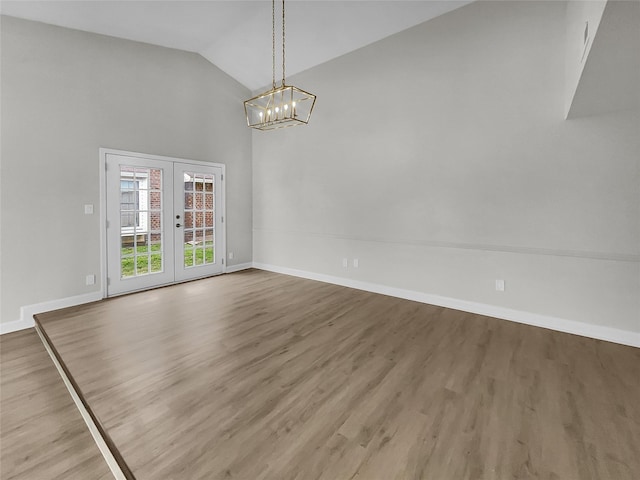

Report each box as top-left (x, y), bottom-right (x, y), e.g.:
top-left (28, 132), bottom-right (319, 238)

top-left (105, 153), bottom-right (224, 296)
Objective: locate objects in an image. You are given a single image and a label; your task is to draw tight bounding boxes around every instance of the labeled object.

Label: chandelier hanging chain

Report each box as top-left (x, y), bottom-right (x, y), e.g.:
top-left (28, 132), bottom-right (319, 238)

top-left (282, 0), bottom-right (286, 87)
top-left (272, 0), bottom-right (276, 90)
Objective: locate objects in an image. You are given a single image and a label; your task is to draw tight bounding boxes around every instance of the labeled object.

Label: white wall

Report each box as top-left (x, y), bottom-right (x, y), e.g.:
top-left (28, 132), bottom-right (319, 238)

top-left (253, 1), bottom-right (640, 339)
top-left (0, 16), bottom-right (253, 325)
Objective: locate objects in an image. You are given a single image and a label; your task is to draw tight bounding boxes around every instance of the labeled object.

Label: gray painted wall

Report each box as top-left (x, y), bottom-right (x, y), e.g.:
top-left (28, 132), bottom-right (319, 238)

top-left (253, 1), bottom-right (640, 333)
top-left (0, 16), bottom-right (253, 324)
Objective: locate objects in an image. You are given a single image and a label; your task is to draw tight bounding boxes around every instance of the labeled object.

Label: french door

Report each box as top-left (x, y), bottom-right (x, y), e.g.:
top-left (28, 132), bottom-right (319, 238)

top-left (105, 152), bottom-right (224, 296)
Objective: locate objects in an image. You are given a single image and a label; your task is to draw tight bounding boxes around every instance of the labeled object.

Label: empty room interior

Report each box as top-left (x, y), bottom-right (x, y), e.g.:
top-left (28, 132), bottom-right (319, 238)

top-left (1, 0), bottom-right (639, 479)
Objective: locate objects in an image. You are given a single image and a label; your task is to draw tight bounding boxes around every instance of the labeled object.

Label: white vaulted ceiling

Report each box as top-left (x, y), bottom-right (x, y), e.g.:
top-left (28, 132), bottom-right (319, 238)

top-left (0, 0), bottom-right (473, 90)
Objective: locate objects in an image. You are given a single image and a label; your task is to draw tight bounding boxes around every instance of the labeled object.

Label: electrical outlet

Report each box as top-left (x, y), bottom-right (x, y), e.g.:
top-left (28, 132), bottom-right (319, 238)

top-left (495, 279), bottom-right (505, 292)
top-left (228, 252), bottom-right (234, 260)
top-left (353, 258), bottom-right (359, 268)
top-left (84, 204), bottom-right (94, 215)
top-left (86, 274), bottom-right (96, 286)
top-left (342, 258), bottom-right (348, 268)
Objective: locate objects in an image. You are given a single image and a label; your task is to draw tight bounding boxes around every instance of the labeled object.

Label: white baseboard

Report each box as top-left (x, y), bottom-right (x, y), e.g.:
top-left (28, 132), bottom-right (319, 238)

top-left (1, 266), bottom-right (254, 335)
top-left (226, 262), bottom-right (253, 274)
top-left (4, 266), bottom-right (637, 348)
top-left (0, 318), bottom-right (35, 335)
top-left (0, 291), bottom-right (103, 335)
top-left (253, 262), bottom-right (640, 349)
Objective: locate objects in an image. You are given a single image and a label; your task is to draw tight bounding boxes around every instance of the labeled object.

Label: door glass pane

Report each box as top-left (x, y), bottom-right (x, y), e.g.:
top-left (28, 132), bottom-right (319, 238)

top-left (204, 228), bottom-right (214, 264)
top-left (182, 172), bottom-right (215, 268)
top-left (184, 229), bottom-right (194, 267)
top-left (205, 204), bottom-right (214, 227)
top-left (150, 254), bottom-right (162, 273)
top-left (119, 165), bottom-right (163, 279)
top-left (184, 211), bottom-right (193, 228)
top-left (195, 245), bottom-right (204, 265)
top-left (184, 192), bottom-right (194, 210)
top-left (136, 255), bottom-right (149, 275)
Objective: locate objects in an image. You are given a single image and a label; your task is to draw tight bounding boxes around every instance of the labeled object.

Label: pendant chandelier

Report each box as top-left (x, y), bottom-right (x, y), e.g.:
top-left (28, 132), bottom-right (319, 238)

top-left (244, 0), bottom-right (316, 130)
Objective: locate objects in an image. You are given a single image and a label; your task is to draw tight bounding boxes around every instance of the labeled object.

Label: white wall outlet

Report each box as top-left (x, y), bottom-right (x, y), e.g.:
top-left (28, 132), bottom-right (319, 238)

top-left (495, 279), bottom-right (505, 292)
top-left (84, 204), bottom-right (94, 215)
top-left (353, 258), bottom-right (359, 268)
top-left (228, 252), bottom-right (234, 260)
top-left (86, 274), bottom-right (96, 286)
top-left (342, 258), bottom-right (348, 268)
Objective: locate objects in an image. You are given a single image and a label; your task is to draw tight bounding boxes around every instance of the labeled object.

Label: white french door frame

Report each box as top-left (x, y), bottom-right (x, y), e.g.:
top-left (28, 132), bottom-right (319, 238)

top-left (99, 148), bottom-right (226, 298)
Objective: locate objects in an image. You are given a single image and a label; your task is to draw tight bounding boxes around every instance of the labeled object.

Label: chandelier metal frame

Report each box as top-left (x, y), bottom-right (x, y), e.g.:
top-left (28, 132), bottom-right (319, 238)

top-left (244, 0), bottom-right (316, 131)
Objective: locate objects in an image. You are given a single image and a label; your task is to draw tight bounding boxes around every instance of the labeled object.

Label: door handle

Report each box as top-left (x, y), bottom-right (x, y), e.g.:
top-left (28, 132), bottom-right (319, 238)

top-left (176, 223), bottom-right (182, 228)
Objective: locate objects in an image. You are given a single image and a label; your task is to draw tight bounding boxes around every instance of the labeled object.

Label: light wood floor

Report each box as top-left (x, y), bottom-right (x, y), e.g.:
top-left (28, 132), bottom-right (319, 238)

top-left (35, 269), bottom-right (639, 480)
top-left (0, 329), bottom-right (112, 480)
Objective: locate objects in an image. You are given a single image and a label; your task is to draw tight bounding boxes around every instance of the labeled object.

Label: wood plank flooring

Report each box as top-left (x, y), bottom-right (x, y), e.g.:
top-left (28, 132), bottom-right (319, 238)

top-left (35, 269), bottom-right (640, 479)
top-left (0, 329), bottom-right (112, 480)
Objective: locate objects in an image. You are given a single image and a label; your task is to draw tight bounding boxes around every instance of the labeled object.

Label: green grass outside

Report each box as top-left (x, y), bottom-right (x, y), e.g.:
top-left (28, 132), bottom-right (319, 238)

top-left (121, 242), bottom-right (214, 277)
top-left (184, 241), bottom-right (215, 267)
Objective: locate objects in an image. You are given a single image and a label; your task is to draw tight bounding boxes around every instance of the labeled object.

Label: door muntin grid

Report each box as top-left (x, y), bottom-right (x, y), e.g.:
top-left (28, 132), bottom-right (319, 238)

top-left (119, 166), bottom-right (164, 278)
top-left (182, 172), bottom-right (215, 268)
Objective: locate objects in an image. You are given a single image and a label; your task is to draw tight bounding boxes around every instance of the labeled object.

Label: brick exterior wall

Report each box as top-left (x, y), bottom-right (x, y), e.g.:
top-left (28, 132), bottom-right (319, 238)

top-left (150, 169), bottom-right (162, 233)
top-left (183, 178), bottom-right (214, 243)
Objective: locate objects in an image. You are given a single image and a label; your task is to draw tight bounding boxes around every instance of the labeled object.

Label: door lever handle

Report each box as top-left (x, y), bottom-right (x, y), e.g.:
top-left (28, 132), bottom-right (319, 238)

top-left (176, 223), bottom-right (182, 228)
